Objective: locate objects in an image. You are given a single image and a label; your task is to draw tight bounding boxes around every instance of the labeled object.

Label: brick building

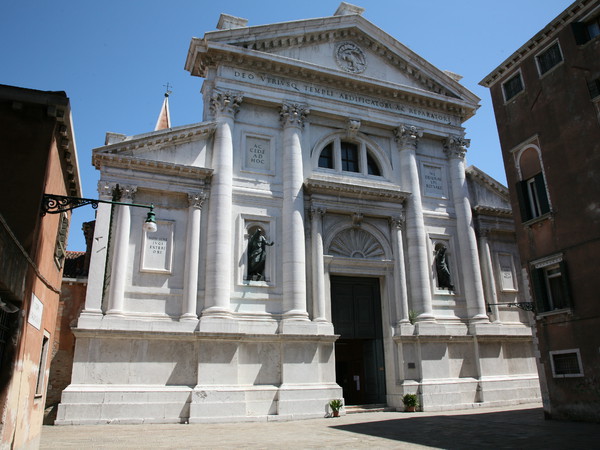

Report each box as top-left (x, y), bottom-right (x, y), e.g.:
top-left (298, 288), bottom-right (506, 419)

top-left (480, 0), bottom-right (600, 422)
top-left (0, 85), bottom-right (81, 448)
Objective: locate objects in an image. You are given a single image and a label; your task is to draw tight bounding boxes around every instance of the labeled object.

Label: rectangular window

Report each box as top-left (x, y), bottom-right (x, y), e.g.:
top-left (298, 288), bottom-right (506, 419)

top-left (536, 42), bottom-right (563, 76)
top-left (341, 142), bottom-right (359, 173)
top-left (588, 78), bottom-right (600, 100)
top-left (530, 258), bottom-right (571, 313)
top-left (35, 333), bottom-right (50, 396)
top-left (516, 172), bottom-right (550, 222)
top-left (573, 16), bottom-right (600, 44)
top-left (54, 212), bottom-right (69, 269)
top-left (502, 72), bottom-right (524, 102)
top-left (550, 349), bottom-right (583, 378)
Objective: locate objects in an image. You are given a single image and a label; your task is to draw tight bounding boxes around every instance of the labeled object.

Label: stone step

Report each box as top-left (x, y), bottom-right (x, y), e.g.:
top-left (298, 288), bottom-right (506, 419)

top-left (344, 404), bottom-right (395, 414)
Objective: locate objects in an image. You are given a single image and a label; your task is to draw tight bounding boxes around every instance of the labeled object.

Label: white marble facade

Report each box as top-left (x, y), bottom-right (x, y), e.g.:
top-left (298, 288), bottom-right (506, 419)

top-left (57, 3), bottom-right (540, 424)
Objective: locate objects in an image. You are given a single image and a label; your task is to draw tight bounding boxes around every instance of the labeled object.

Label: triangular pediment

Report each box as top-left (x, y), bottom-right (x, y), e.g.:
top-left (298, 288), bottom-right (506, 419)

top-left (188, 12), bottom-right (478, 108)
top-left (92, 122), bottom-right (216, 170)
top-left (466, 166), bottom-right (512, 216)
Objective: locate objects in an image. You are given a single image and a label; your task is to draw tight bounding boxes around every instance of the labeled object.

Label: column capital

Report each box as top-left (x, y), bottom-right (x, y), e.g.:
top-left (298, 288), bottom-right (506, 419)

top-left (118, 184), bottom-right (137, 202)
top-left (98, 181), bottom-right (117, 200)
top-left (209, 89), bottom-right (243, 119)
top-left (280, 102), bottom-right (310, 129)
top-left (310, 206), bottom-right (326, 218)
top-left (389, 213), bottom-right (405, 230)
top-left (187, 191), bottom-right (207, 209)
top-left (394, 124), bottom-right (423, 150)
top-left (443, 135), bottom-right (470, 159)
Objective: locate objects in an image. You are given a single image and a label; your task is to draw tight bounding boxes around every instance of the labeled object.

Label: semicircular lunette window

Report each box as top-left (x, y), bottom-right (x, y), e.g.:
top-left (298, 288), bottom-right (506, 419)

top-left (328, 228), bottom-right (385, 259)
top-left (316, 137), bottom-right (383, 177)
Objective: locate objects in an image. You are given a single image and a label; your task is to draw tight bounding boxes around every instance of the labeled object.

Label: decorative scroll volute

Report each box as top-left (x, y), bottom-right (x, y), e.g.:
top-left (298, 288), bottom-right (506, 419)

top-left (280, 102), bottom-right (310, 128)
top-left (443, 135), bottom-right (470, 159)
top-left (394, 124), bottom-right (423, 150)
top-left (209, 89), bottom-right (243, 118)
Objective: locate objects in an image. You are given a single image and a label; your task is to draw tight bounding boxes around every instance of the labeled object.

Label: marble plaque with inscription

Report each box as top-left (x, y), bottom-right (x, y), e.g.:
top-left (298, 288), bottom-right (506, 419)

top-left (498, 253), bottom-right (517, 291)
top-left (28, 293), bottom-right (43, 330)
top-left (246, 136), bottom-right (271, 170)
top-left (423, 165), bottom-right (445, 197)
top-left (141, 221), bottom-right (173, 273)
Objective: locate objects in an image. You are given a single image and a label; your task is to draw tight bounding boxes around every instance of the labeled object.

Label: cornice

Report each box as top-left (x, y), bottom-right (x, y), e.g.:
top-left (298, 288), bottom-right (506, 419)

top-left (472, 205), bottom-right (513, 218)
top-left (480, 0), bottom-right (595, 87)
top-left (304, 175), bottom-right (409, 203)
top-left (191, 42), bottom-right (476, 121)
top-left (93, 154), bottom-right (213, 181)
top-left (96, 122), bottom-right (217, 156)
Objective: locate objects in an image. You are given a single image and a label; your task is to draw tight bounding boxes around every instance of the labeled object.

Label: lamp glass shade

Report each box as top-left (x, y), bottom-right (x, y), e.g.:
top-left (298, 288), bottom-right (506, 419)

top-left (143, 210), bottom-right (157, 233)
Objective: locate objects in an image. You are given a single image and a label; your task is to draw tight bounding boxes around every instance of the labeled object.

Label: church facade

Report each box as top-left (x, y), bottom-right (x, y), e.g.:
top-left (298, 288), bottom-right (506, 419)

top-left (57, 4), bottom-right (540, 424)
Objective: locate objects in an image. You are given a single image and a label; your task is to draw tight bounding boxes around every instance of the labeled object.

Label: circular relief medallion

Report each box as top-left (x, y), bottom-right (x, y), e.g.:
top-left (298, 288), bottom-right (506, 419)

top-left (335, 42), bottom-right (367, 74)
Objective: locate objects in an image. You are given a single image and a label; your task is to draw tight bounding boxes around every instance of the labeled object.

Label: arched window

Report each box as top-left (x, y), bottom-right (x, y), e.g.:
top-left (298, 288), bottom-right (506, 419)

top-left (316, 136), bottom-right (383, 177)
top-left (515, 145), bottom-right (551, 222)
top-left (341, 142), bottom-right (359, 172)
top-left (318, 143), bottom-right (334, 169)
top-left (367, 153), bottom-right (381, 176)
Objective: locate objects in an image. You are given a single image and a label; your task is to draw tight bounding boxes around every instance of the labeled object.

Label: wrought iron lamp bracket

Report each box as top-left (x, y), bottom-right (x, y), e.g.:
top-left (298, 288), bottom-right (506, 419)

top-left (41, 194), bottom-right (153, 216)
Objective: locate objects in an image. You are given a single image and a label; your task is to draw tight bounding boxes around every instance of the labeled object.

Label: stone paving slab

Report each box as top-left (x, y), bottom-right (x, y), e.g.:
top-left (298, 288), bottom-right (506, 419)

top-left (40, 403), bottom-right (600, 449)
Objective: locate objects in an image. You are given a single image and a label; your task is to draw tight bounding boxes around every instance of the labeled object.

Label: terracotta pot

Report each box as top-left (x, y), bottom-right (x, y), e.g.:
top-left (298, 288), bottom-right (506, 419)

top-left (405, 406), bottom-right (416, 412)
top-left (333, 411), bottom-right (340, 417)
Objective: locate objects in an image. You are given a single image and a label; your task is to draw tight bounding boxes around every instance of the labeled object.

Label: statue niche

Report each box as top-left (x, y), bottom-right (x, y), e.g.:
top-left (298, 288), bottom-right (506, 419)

top-left (434, 243), bottom-right (454, 292)
top-left (247, 226), bottom-right (273, 281)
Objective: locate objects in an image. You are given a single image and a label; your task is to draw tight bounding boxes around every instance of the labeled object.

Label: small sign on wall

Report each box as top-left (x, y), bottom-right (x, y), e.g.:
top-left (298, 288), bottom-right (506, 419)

top-left (245, 136), bottom-right (271, 171)
top-left (28, 293), bottom-right (43, 330)
top-left (141, 221), bottom-right (174, 274)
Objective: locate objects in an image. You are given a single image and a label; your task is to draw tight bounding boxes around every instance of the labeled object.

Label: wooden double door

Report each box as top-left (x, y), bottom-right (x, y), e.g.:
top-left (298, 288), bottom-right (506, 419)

top-left (331, 276), bottom-right (386, 405)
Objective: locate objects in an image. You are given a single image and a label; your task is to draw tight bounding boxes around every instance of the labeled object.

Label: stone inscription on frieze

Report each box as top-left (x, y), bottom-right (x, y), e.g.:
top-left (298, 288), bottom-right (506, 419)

top-left (226, 68), bottom-right (460, 126)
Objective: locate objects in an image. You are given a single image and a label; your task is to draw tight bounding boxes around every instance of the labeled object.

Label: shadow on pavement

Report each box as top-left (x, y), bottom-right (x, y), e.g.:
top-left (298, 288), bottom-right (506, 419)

top-left (330, 408), bottom-right (600, 449)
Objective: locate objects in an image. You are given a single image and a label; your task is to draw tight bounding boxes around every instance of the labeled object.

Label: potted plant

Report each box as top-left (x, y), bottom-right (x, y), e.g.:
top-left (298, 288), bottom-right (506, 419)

top-left (402, 393), bottom-right (418, 412)
top-left (329, 399), bottom-right (343, 417)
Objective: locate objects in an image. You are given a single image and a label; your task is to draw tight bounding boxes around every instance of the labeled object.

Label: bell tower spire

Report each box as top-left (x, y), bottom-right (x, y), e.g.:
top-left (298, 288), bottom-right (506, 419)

top-left (154, 83), bottom-right (172, 131)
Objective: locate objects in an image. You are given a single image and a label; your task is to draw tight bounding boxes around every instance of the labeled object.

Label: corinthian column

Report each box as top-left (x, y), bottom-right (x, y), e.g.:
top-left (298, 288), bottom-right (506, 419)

top-left (280, 102), bottom-right (310, 321)
top-left (106, 184), bottom-right (136, 316)
top-left (394, 125), bottom-right (434, 321)
top-left (444, 136), bottom-right (488, 322)
top-left (310, 206), bottom-right (327, 322)
top-left (390, 214), bottom-right (410, 324)
top-left (202, 90), bottom-right (242, 318)
top-left (181, 191), bottom-right (205, 320)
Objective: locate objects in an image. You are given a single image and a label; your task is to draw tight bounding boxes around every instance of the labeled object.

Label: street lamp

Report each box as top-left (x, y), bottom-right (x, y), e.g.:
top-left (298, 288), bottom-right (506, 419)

top-left (41, 193), bottom-right (158, 232)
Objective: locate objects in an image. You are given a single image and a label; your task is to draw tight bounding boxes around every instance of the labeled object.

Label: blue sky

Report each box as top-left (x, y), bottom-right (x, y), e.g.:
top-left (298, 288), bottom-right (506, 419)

top-left (4, 0), bottom-right (572, 251)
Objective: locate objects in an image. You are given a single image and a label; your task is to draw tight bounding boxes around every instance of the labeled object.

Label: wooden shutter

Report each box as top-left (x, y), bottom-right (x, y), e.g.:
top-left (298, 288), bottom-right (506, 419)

top-left (515, 180), bottom-right (531, 222)
top-left (534, 173), bottom-right (550, 215)
top-left (530, 267), bottom-right (547, 313)
top-left (559, 261), bottom-right (572, 309)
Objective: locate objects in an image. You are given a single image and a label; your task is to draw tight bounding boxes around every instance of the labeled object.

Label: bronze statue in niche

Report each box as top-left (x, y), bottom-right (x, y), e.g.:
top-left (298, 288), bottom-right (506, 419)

top-left (435, 243), bottom-right (454, 291)
top-left (247, 227), bottom-right (273, 281)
